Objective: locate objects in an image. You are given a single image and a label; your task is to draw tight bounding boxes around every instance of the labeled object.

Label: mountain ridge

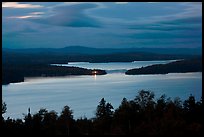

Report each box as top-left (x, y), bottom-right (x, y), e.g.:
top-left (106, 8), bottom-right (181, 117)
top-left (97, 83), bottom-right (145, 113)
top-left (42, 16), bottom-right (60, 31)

top-left (2, 46), bottom-right (201, 55)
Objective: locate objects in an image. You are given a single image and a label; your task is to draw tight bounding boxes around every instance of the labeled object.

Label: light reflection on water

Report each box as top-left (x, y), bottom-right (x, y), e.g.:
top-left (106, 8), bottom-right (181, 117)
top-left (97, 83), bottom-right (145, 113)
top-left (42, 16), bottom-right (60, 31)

top-left (51, 60), bottom-right (177, 71)
top-left (2, 72), bottom-right (202, 120)
top-left (2, 60), bottom-right (202, 120)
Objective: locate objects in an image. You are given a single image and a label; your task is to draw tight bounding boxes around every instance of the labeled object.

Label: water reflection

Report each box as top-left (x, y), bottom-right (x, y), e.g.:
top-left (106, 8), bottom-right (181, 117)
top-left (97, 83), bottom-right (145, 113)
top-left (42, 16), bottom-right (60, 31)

top-left (94, 74), bottom-right (97, 80)
top-left (2, 72), bottom-right (202, 120)
top-left (52, 60), bottom-right (177, 71)
top-left (2, 60), bottom-right (202, 120)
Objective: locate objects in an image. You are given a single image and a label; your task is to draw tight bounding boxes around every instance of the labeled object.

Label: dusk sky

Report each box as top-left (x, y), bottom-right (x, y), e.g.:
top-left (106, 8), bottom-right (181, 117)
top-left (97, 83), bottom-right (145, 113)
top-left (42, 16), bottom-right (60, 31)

top-left (2, 2), bottom-right (202, 49)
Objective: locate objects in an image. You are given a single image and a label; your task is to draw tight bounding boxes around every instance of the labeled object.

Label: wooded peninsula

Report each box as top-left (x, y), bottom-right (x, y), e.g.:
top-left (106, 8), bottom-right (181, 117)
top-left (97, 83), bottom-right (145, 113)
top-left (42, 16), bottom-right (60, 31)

top-left (126, 57), bottom-right (202, 75)
top-left (2, 47), bottom-right (202, 85)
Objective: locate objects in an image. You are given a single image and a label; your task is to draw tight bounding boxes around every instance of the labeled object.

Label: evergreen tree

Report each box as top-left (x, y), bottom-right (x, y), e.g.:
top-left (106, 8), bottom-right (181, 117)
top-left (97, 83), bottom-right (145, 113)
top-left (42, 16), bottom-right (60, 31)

top-left (95, 98), bottom-right (114, 134)
top-left (96, 98), bottom-right (114, 119)
top-left (58, 105), bottom-right (74, 135)
top-left (2, 100), bottom-right (7, 114)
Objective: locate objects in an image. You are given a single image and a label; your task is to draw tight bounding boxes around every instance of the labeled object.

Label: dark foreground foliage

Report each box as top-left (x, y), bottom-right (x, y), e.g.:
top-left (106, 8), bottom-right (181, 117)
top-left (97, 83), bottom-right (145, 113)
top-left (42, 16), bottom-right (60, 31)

top-left (1, 90), bottom-right (203, 135)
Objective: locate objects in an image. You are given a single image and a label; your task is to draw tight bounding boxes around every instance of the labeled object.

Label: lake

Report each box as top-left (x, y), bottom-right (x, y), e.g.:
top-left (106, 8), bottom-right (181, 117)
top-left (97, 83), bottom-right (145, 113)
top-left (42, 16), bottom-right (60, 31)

top-left (2, 60), bottom-right (202, 120)
top-left (51, 60), bottom-right (178, 73)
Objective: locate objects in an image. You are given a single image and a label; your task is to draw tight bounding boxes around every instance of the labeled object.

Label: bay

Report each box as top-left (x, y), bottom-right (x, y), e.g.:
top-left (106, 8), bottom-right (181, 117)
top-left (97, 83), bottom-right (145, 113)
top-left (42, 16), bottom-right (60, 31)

top-left (2, 60), bottom-right (202, 120)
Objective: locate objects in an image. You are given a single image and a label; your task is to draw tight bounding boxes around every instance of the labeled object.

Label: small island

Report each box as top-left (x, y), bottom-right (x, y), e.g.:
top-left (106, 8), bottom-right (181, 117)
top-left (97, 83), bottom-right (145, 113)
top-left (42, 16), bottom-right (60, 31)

top-left (2, 47), bottom-right (201, 85)
top-left (125, 58), bottom-right (202, 75)
top-left (2, 64), bottom-right (106, 85)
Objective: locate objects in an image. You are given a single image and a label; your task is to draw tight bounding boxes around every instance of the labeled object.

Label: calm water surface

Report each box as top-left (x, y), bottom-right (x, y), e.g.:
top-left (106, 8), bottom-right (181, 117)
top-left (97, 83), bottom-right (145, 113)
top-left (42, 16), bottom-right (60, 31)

top-left (2, 60), bottom-right (202, 120)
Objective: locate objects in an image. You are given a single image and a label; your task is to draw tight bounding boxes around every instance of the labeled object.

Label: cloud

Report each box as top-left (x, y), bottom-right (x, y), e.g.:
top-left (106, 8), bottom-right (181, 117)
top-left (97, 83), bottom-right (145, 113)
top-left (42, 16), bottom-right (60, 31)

top-left (2, 2), bottom-right (202, 49)
top-left (63, 2), bottom-right (86, 5)
top-left (2, 2), bottom-right (43, 8)
top-left (129, 16), bottom-right (202, 32)
top-left (28, 3), bottom-right (102, 27)
top-left (147, 2), bottom-right (160, 3)
top-left (7, 15), bottom-right (40, 19)
top-left (178, 2), bottom-right (202, 18)
top-left (30, 12), bottom-right (44, 15)
top-left (115, 2), bottom-right (128, 4)
top-left (6, 12), bottom-right (45, 19)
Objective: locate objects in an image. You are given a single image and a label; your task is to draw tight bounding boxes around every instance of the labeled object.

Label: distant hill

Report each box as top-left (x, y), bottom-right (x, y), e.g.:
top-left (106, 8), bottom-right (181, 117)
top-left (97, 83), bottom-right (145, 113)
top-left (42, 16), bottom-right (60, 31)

top-left (3, 46), bottom-right (202, 55)
top-left (2, 46), bottom-right (201, 85)
top-left (3, 46), bottom-right (201, 64)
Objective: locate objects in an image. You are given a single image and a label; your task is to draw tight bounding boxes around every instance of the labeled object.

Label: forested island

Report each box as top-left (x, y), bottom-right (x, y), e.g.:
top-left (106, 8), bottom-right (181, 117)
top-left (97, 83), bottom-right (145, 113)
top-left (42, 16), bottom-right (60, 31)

top-left (126, 57), bottom-right (202, 75)
top-left (2, 90), bottom-right (203, 135)
top-left (2, 1), bottom-right (202, 136)
top-left (2, 63), bottom-right (106, 85)
top-left (2, 46), bottom-right (201, 85)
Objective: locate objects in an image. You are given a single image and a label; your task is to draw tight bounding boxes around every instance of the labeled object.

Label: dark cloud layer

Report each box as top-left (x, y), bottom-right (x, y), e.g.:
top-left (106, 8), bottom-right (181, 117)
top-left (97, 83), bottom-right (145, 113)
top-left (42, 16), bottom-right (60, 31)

top-left (2, 2), bottom-right (202, 49)
top-left (28, 3), bottom-right (102, 28)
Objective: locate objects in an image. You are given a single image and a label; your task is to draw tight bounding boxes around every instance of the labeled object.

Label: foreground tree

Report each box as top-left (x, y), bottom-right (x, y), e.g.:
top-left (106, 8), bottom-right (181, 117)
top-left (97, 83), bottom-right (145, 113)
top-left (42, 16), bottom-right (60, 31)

top-left (2, 100), bottom-right (7, 114)
top-left (58, 105), bottom-right (75, 135)
top-left (113, 98), bottom-right (140, 134)
top-left (96, 98), bottom-right (114, 119)
top-left (134, 90), bottom-right (155, 123)
top-left (134, 90), bottom-right (155, 109)
top-left (95, 98), bottom-right (114, 134)
top-left (1, 90), bottom-right (203, 135)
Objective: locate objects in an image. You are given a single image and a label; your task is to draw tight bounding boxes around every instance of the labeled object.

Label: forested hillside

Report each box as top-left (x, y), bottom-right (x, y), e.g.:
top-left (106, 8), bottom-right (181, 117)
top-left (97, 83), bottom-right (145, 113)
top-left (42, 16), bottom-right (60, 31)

top-left (126, 57), bottom-right (202, 75)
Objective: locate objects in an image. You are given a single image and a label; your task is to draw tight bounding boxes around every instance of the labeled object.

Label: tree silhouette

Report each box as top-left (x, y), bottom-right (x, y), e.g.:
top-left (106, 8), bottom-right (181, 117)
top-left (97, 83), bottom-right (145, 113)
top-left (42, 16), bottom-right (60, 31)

top-left (23, 108), bottom-right (33, 134)
top-left (96, 98), bottom-right (114, 119)
top-left (183, 94), bottom-right (196, 112)
top-left (134, 90), bottom-right (155, 109)
top-left (134, 90), bottom-right (155, 123)
top-left (1, 91), bottom-right (203, 135)
top-left (95, 98), bottom-right (114, 134)
top-left (96, 98), bottom-right (106, 119)
top-left (43, 110), bottom-right (58, 135)
top-left (114, 98), bottom-right (135, 134)
top-left (2, 100), bottom-right (7, 114)
top-left (156, 94), bottom-right (167, 113)
top-left (58, 105), bottom-right (74, 135)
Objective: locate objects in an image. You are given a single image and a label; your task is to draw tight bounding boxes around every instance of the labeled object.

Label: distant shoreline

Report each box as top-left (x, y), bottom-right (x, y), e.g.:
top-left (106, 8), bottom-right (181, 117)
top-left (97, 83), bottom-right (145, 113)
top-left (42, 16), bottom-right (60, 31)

top-left (3, 58), bottom-right (202, 85)
top-left (125, 58), bottom-right (202, 75)
top-left (3, 47), bottom-right (201, 85)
